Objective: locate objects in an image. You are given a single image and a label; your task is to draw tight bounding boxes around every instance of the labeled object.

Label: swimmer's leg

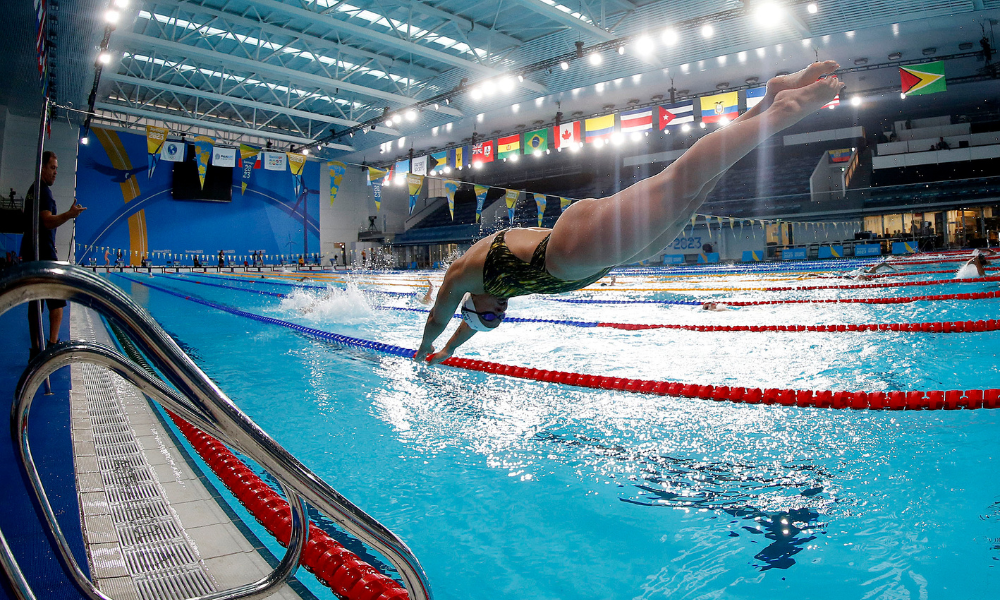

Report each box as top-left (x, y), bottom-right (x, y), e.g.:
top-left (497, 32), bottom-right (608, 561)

top-left (547, 64), bottom-right (842, 279)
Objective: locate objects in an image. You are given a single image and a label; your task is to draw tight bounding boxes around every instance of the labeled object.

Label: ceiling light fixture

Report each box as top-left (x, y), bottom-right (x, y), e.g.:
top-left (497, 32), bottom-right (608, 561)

top-left (700, 24), bottom-right (714, 38)
top-left (560, 61), bottom-right (569, 70)
top-left (807, 3), bottom-right (818, 14)
top-left (589, 53), bottom-right (603, 66)
top-left (661, 28), bottom-right (679, 46)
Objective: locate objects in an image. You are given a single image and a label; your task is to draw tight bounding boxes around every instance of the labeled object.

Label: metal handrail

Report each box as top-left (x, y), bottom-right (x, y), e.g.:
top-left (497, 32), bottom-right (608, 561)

top-left (0, 262), bottom-right (433, 600)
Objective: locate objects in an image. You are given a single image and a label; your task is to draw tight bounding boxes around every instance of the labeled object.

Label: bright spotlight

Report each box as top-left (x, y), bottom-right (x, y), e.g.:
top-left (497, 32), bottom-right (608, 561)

top-left (517, 74), bottom-right (524, 82)
top-left (114, 0), bottom-right (129, 7)
top-left (384, 119), bottom-right (393, 127)
top-left (610, 133), bottom-right (624, 145)
top-left (718, 116), bottom-right (730, 126)
top-left (807, 3), bottom-right (818, 14)
top-left (570, 144), bottom-right (580, 153)
top-left (98, 52), bottom-right (112, 65)
top-left (105, 9), bottom-right (120, 24)
top-left (617, 45), bottom-right (625, 55)
top-left (560, 61), bottom-right (569, 70)
top-left (443, 166), bottom-right (452, 174)
top-left (700, 24), bottom-right (714, 38)
top-left (850, 96), bottom-right (862, 106)
top-left (661, 28), bottom-right (679, 46)
top-left (681, 123), bottom-right (691, 133)
top-left (534, 150), bottom-right (544, 158)
top-left (483, 80), bottom-right (497, 95)
top-left (394, 175), bottom-right (405, 185)
top-left (630, 132), bottom-right (643, 143)
top-left (589, 53), bottom-right (603, 66)
top-left (302, 148), bottom-right (309, 155)
top-left (80, 136), bottom-right (89, 145)
top-left (635, 36), bottom-right (654, 55)
top-left (699, 122), bottom-right (706, 129)
top-left (474, 161), bottom-right (483, 169)
top-left (594, 138), bottom-right (605, 148)
top-left (755, 3), bottom-right (783, 26)
top-left (470, 87), bottom-right (483, 100)
top-left (900, 92), bottom-right (906, 99)
top-left (405, 109), bottom-right (417, 121)
top-left (509, 154), bottom-right (519, 162)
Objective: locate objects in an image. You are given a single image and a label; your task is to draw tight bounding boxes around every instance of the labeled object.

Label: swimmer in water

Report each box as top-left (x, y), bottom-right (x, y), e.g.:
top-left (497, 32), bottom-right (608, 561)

top-left (701, 302), bottom-right (730, 311)
top-left (416, 61), bottom-right (844, 364)
top-left (599, 275), bottom-right (618, 287)
top-left (418, 279), bottom-right (435, 305)
top-left (852, 261), bottom-right (898, 281)
top-left (962, 253), bottom-right (988, 278)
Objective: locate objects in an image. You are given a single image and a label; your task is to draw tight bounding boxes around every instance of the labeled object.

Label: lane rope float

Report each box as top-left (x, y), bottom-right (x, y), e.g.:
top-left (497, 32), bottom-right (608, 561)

top-left (115, 274), bottom-right (999, 411)
top-left (154, 273), bottom-right (1000, 334)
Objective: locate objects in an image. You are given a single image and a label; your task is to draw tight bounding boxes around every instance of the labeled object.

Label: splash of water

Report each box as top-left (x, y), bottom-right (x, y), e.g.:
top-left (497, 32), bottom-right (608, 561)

top-left (277, 283), bottom-right (375, 324)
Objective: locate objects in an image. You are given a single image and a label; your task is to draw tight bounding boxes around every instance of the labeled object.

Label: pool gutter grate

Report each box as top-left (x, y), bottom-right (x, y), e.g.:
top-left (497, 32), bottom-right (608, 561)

top-left (72, 308), bottom-right (218, 600)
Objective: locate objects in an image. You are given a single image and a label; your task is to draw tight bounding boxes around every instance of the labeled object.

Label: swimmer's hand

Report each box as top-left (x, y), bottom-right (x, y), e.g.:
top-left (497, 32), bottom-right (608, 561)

top-left (414, 341), bottom-right (435, 362)
top-left (426, 348), bottom-right (453, 365)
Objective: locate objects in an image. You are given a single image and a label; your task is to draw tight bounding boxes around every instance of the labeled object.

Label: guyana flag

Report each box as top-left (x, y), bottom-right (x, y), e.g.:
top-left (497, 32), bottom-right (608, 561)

top-left (900, 62), bottom-right (945, 96)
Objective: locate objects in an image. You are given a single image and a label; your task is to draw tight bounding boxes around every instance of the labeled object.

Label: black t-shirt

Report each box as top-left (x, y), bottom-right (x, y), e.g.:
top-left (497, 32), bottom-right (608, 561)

top-left (20, 183), bottom-right (58, 261)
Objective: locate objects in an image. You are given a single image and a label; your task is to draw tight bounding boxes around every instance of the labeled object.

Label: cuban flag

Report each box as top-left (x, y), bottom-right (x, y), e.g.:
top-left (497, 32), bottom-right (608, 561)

top-left (658, 101), bottom-right (694, 129)
top-left (620, 107), bottom-right (653, 133)
top-left (555, 121), bottom-right (581, 149)
top-left (745, 86), bottom-right (766, 111)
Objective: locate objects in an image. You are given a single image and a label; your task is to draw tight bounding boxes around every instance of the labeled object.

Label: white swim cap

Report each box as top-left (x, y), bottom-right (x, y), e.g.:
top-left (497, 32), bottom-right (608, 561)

top-left (460, 292), bottom-right (503, 332)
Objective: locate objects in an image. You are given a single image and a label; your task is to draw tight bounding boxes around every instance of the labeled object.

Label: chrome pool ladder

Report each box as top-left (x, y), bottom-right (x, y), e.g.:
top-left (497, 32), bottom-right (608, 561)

top-left (0, 261), bottom-right (433, 600)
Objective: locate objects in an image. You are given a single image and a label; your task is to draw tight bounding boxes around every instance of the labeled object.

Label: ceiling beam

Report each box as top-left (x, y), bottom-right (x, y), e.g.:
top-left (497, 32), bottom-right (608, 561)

top-left (146, 0), bottom-right (443, 83)
top-left (510, 0), bottom-right (617, 41)
top-left (95, 101), bottom-right (355, 150)
top-left (241, 0), bottom-right (547, 93)
top-left (105, 73), bottom-right (402, 136)
top-left (116, 31), bottom-right (465, 116)
top-left (402, 0), bottom-right (522, 50)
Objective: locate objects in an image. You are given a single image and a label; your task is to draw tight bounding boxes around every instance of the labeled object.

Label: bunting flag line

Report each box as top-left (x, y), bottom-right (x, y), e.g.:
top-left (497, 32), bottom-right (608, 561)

top-left (145, 125), bottom-right (168, 178)
top-left (444, 180), bottom-right (459, 220)
top-left (659, 101), bottom-right (694, 129)
top-left (900, 61), bottom-right (946, 96)
top-left (239, 144), bottom-right (260, 194)
top-left (264, 152), bottom-right (287, 171)
top-left (584, 114), bottom-right (615, 143)
top-left (160, 140), bottom-right (185, 163)
top-left (620, 107), bottom-right (653, 133)
top-left (524, 128), bottom-right (548, 155)
top-left (745, 86), bottom-right (766, 111)
top-left (328, 161), bottom-right (346, 206)
top-left (560, 196), bottom-right (571, 212)
top-left (212, 146), bottom-right (237, 168)
top-left (472, 141), bottom-right (494, 164)
top-left (473, 184), bottom-right (489, 223)
top-left (406, 173), bottom-right (425, 215)
top-left (497, 134), bottom-right (520, 159)
top-left (371, 177), bottom-right (383, 212)
top-left (367, 166), bottom-right (387, 183)
top-left (534, 193), bottom-right (547, 227)
top-left (287, 152), bottom-right (307, 198)
top-left (555, 121), bottom-right (582, 149)
top-left (192, 135), bottom-right (215, 189)
top-left (700, 92), bottom-right (739, 124)
top-left (505, 189), bottom-right (519, 223)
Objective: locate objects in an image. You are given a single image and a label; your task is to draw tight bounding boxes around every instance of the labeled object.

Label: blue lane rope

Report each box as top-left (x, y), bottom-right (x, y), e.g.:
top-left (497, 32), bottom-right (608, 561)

top-left (184, 272), bottom-right (416, 297)
top-left (128, 274), bottom-right (602, 328)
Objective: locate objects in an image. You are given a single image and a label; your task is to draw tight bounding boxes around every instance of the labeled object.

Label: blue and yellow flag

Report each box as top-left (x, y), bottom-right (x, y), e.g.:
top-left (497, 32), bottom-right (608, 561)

top-left (429, 151), bottom-right (448, 173)
top-left (192, 135), bottom-right (214, 189)
top-left (328, 161), bottom-right (346, 205)
top-left (699, 91), bottom-right (739, 123)
top-left (560, 196), bottom-right (571, 212)
top-left (444, 180), bottom-right (459, 220)
top-left (406, 173), bottom-right (425, 215)
top-left (473, 184), bottom-right (489, 223)
top-left (534, 193), bottom-right (547, 227)
top-left (505, 189), bottom-right (519, 224)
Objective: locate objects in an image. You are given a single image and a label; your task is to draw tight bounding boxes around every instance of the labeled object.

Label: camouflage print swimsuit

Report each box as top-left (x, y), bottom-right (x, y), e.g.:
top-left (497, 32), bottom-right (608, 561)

top-left (481, 230), bottom-right (612, 299)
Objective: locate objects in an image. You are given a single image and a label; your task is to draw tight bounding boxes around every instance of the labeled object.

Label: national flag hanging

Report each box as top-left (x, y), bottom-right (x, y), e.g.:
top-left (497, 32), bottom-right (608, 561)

top-left (821, 94), bottom-right (841, 110)
top-left (161, 140), bottom-right (185, 163)
top-left (584, 114), bottom-right (615, 143)
top-left (699, 92), bottom-right (739, 123)
top-left (328, 161), bottom-right (346, 205)
top-left (472, 141), bottom-right (494, 164)
top-left (192, 136), bottom-right (215, 189)
top-left (900, 61), bottom-right (946, 96)
top-left (497, 134), bottom-right (520, 159)
top-left (505, 189), bottom-right (519, 223)
top-left (658, 101), bottom-right (694, 129)
top-left (394, 159), bottom-right (410, 176)
top-left (287, 152), bottom-right (307, 198)
top-left (443, 180), bottom-right (459, 220)
top-left (145, 125), bottom-right (168, 178)
top-left (555, 121), bottom-right (582, 149)
top-left (534, 193), bottom-right (547, 227)
top-left (406, 173), bottom-right (425, 215)
top-left (524, 128), bottom-right (548, 155)
top-left (411, 155), bottom-right (427, 176)
top-left (473, 184), bottom-right (489, 222)
top-left (560, 196), bottom-right (571, 212)
top-left (745, 86), bottom-right (766, 111)
top-left (828, 148), bottom-right (852, 163)
top-left (238, 144), bottom-right (260, 194)
top-left (619, 107), bottom-right (653, 133)
top-left (429, 151), bottom-right (448, 173)
top-left (212, 147), bottom-right (237, 168)
top-left (448, 146), bottom-right (466, 170)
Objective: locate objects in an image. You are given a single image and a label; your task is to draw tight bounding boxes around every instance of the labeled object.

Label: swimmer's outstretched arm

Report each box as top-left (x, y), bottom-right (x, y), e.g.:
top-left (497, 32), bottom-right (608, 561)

top-left (415, 272), bottom-right (473, 363)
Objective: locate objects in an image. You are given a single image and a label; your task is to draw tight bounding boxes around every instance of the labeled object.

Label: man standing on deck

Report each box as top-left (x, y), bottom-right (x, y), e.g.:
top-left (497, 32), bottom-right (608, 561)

top-left (20, 151), bottom-right (86, 359)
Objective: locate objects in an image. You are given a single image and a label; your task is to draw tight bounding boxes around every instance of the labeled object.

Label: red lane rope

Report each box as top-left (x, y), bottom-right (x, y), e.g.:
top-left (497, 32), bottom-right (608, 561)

top-left (722, 289), bottom-right (1000, 306)
top-left (167, 412), bottom-right (410, 600)
top-left (436, 358), bottom-right (1000, 411)
top-left (659, 275), bottom-right (1000, 293)
top-left (596, 318), bottom-right (1000, 333)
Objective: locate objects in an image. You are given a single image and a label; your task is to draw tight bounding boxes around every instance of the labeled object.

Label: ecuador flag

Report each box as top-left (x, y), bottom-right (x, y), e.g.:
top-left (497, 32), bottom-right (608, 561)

top-left (699, 91), bottom-right (738, 123)
top-left (900, 61), bottom-right (945, 96)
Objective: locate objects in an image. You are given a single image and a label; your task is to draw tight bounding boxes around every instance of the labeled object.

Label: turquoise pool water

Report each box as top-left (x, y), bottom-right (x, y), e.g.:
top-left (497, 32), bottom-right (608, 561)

top-left (108, 258), bottom-right (999, 600)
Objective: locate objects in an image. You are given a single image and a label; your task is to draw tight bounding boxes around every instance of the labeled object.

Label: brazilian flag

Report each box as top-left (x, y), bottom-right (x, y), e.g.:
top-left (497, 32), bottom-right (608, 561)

top-left (900, 61), bottom-right (945, 96)
top-left (524, 128), bottom-right (548, 155)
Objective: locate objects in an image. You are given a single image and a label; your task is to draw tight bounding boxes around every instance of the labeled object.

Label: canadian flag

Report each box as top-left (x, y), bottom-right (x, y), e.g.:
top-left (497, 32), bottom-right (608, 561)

top-left (555, 121), bottom-right (581, 149)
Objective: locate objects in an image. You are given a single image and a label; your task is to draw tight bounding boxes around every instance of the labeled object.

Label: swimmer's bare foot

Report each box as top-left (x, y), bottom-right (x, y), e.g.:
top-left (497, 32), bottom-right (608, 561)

top-left (759, 60), bottom-right (839, 111)
top-left (770, 76), bottom-right (844, 129)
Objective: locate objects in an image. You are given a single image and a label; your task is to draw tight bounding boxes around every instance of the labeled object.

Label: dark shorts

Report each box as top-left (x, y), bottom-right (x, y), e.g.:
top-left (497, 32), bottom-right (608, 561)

top-left (43, 299), bottom-right (67, 310)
